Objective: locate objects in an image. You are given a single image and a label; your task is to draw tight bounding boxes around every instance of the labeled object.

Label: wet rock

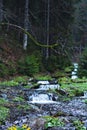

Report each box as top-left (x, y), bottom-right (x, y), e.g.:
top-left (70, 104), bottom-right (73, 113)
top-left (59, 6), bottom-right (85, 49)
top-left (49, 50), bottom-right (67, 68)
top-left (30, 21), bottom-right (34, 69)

top-left (49, 78), bottom-right (58, 84)
top-left (30, 118), bottom-right (46, 130)
top-left (47, 127), bottom-right (75, 130)
top-left (0, 93), bottom-right (7, 99)
top-left (84, 120), bottom-right (87, 128)
top-left (56, 89), bottom-right (69, 96)
top-left (29, 104), bottom-right (40, 111)
top-left (28, 78), bottom-right (37, 83)
top-left (47, 127), bottom-right (64, 130)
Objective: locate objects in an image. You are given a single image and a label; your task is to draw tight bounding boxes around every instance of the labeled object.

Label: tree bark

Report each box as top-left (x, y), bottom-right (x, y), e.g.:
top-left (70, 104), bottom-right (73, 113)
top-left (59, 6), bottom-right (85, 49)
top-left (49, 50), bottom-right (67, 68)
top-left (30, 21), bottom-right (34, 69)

top-left (23, 0), bottom-right (29, 50)
top-left (46, 0), bottom-right (50, 59)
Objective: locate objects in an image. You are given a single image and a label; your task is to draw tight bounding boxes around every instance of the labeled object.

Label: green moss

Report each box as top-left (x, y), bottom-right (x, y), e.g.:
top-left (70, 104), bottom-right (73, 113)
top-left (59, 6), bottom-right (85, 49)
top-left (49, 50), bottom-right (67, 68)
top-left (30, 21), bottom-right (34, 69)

top-left (62, 97), bottom-right (71, 102)
top-left (58, 77), bottom-right (87, 98)
top-left (34, 74), bottom-right (52, 80)
top-left (13, 76), bottom-right (28, 83)
top-left (13, 96), bottom-right (25, 102)
top-left (71, 78), bottom-right (87, 83)
top-left (0, 80), bottom-right (19, 87)
top-left (23, 85), bottom-right (32, 89)
top-left (17, 104), bottom-right (31, 111)
top-left (0, 106), bottom-right (9, 123)
top-left (58, 77), bottom-right (72, 84)
top-left (84, 99), bottom-right (87, 104)
top-left (60, 82), bottom-right (87, 97)
top-left (0, 98), bottom-right (8, 105)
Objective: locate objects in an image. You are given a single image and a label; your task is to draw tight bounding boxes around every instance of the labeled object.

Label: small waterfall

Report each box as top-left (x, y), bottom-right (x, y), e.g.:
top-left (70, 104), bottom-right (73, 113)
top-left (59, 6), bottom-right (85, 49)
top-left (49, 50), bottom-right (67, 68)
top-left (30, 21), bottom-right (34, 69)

top-left (37, 79), bottom-right (60, 90)
top-left (71, 63), bottom-right (78, 79)
top-left (38, 84), bottom-right (60, 90)
top-left (27, 80), bottom-right (59, 104)
top-left (28, 92), bottom-right (55, 104)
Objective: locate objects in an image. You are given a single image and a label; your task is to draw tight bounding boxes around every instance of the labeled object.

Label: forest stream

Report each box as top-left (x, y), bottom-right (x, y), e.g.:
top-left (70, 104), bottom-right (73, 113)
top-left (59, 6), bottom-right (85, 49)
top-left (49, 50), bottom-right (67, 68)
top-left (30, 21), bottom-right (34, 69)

top-left (0, 77), bottom-right (87, 130)
top-left (1, 0), bottom-right (87, 129)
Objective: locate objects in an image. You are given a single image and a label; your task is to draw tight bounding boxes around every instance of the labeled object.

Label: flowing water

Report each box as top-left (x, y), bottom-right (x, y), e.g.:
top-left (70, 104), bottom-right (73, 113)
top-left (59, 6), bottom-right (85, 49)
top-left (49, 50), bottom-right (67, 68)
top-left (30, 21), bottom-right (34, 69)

top-left (37, 84), bottom-right (60, 90)
top-left (28, 79), bottom-right (59, 104)
top-left (71, 63), bottom-right (78, 79)
top-left (1, 78), bottom-right (87, 129)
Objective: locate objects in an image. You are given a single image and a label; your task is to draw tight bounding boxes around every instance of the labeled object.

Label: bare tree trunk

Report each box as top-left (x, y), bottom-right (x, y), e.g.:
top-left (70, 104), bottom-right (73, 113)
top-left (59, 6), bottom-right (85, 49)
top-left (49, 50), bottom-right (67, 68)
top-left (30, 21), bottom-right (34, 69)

top-left (46, 0), bottom-right (50, 59)
top-left (23, 0), bottom-right (29, 50)
top-left (0, 0), bottom-right (3, 22)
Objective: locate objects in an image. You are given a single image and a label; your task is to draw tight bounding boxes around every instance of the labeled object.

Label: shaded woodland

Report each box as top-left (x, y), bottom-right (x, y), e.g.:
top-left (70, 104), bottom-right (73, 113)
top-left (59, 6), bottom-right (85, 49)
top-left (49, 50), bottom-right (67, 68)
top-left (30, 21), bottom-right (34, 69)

top-left (0, 0), bottom-right (87, 77)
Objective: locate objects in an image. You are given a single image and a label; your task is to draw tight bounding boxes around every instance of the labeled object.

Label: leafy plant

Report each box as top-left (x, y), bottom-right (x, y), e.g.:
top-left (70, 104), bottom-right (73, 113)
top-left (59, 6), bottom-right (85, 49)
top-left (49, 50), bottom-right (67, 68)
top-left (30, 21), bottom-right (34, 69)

top-left (44, 116), bottom-right (64, 129)
top-left (73, 120), bottom-right (86, 130)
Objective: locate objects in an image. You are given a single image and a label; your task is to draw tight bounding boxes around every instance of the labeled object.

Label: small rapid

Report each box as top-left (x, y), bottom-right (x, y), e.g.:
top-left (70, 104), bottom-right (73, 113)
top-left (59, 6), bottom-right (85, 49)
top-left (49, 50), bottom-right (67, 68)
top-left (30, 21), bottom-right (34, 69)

top-left (27, 79), bottom-right (59, 104)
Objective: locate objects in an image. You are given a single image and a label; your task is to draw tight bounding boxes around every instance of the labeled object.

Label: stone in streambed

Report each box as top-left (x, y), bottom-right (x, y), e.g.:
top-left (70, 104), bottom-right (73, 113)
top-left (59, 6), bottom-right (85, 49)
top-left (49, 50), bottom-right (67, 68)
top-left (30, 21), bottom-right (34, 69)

top-left (30, 118), bottom-right (46, 130)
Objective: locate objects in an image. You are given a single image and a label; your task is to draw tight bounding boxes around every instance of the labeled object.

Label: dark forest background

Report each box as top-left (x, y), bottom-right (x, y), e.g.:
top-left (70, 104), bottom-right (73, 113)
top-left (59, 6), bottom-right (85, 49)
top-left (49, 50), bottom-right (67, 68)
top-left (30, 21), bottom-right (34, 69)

top-left (0, 0), bottom-right (87, 77)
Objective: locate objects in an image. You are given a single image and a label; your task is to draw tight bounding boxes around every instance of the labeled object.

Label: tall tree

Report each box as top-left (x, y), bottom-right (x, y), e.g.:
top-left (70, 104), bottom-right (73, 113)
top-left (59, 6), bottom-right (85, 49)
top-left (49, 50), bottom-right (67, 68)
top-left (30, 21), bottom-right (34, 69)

top-left (79, 0), bottom-right (87, 46)
top-left (46, 0), bottom-right (50, 59)
top-left (23, 0), bottom-right (29, 50)
top-left (72, 0), bottom-right (87, 55)
top-left (0, 0), bottom-right (3, 22)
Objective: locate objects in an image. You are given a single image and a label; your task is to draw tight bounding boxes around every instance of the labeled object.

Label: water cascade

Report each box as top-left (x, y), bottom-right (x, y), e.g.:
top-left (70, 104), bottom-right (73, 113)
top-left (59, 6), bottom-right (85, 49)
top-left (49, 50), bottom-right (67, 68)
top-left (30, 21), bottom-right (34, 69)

top-left (38, 84), bottom-right (60, 90)
top-left (71, 63), bottom-right (78, 79)
top-left (28, 80), bottom-right (59, 104)
top-left (28, 92), bottom-right (57, 104)
top-left (84, 91), bottom-right (87, 98)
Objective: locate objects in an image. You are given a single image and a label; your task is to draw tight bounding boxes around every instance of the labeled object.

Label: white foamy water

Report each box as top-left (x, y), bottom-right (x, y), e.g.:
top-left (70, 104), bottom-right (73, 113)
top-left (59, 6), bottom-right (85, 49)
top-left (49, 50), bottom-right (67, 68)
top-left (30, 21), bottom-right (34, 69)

top-left (37, 84), bottom-right (60, 90)
top-left (29, 93), bottom-right (52, 101)
top-left (28, 80), bottom-right (59, 104)
top-left (28, 92), bottom-right (58, 104)
top-left (71, 63), bottom-right (78, 79)
top-left (28, 100), bottom-right (58, 104)
top-left (84, 91), bottom-right (87, 98)
top-left (37, 81), bottom-right (49, 85)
